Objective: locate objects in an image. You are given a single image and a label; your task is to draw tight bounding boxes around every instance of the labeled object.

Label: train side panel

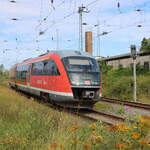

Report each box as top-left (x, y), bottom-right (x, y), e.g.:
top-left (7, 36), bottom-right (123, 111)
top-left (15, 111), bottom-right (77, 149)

top-left (29, 54), bottom-right (73, 100)
top-left (9, 51), bottom-right (101, 107)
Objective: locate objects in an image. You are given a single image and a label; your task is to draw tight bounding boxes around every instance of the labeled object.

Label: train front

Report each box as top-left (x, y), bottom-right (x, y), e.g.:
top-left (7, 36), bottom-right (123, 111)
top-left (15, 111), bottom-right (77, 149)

top-left (62, 55), bottom-right (101, 107)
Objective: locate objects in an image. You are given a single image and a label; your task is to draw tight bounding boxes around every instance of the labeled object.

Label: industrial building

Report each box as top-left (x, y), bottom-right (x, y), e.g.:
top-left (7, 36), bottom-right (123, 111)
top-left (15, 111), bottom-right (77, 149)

top-left (97, 51), bottom-right (150, 70)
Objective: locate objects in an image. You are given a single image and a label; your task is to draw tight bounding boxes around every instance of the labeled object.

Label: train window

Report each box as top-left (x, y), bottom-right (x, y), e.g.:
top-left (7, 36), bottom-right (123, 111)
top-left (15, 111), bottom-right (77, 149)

top-left (32, 62), bottom-right (44, 75)
top-left (49, 60), bottom-right (60, 76)
top-left (16, 66), bottom-right (21, 79)
top-left (63, 57), bottom-right (99, 72)
top-left (43, 60), bottom-right (51, 75)
top-left (32, 59), bottom-right (60, 76)
top-left (32, 63), bottom-right (38, 75)
top-left (37, 62), bottom-right (44, 74)
top-left (16, 65), bottom-right (28, 81)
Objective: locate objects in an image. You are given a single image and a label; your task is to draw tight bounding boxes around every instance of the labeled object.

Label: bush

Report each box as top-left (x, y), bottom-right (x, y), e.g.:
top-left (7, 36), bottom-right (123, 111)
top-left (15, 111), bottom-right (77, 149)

top-left (102, 67), bottom-right (150, 101)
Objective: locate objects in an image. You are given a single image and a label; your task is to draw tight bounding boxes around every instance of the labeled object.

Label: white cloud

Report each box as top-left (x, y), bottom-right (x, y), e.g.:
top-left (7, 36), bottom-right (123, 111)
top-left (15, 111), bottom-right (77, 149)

top-left (0, 0), bottom-right (150, 68)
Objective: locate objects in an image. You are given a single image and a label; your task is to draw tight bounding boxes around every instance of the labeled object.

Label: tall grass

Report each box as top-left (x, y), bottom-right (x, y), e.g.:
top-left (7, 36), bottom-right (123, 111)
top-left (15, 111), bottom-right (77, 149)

top-left (102, 68), bottom-right (150, 102)
top-left (0, 82), bottom-right (150, 150)
top-left (0, 85), bottom-right (85, 150)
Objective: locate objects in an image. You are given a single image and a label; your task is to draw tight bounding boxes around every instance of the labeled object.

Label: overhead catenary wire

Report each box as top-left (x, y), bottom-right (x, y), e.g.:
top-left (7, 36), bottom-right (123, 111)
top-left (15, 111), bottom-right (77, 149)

top-left (2, 0), bottom-right (150, 63)
top-left (100, 18), bottom-right (150, 36)
top-left (86, 0), bottom-right (101, 7)
top-left (94, 0), bottom-right (150, 27)
top-left (36, 0), bottom-right (66, 29)
top-left (38, 11), bottom-right (78, 35)
top-left (5, 19), bottom-right (150, 52)
top-left (37, 0), bottom-right (102, 32)
top-left (9, 0), bottom-right (140, 42)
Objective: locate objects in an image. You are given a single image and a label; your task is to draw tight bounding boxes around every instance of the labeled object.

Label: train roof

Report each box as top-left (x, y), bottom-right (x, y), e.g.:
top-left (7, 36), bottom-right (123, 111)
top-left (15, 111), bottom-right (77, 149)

top-left (49, 50), bottom-right (93, 58)
top-left (17, 50), bottom-right (94, 66)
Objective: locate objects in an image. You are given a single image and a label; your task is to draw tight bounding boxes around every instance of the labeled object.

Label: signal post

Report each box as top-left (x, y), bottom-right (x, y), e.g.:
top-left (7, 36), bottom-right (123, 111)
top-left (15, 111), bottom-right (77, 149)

top-left (130, 45), bottom-right (137, 102)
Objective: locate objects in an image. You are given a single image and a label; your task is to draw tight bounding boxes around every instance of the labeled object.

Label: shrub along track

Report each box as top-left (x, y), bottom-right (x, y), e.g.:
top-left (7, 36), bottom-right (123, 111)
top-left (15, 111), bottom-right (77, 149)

top-left (101, 97), bottom-right (150, 111)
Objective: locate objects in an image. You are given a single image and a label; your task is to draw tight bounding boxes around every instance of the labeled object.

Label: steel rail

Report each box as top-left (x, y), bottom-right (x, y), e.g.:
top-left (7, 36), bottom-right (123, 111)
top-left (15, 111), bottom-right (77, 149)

top-left (101, 97), bottom-right (150, 111)
top-left (72, 108), bottom-right (127, 125)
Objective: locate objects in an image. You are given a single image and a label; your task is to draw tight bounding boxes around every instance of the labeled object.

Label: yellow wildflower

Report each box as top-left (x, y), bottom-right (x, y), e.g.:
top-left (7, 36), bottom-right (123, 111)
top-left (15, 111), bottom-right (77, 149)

top-left (138, 138), bottom-right (148, 144)
top-left (142, 115), bottom-right (150, 120)
top-left (131, 132), bottom-right (140, 139)
top-left (116, 124), bottom-right (129, 131)
top-left (96, 136), bottom-right (103, 141)
top-left (132, 126), bottom-right (137, 129)
top-left (88, 123), bottom-right (96, 130)
top-left (59, 143), bottom-right (64, 148)
top-left (136, 115), bottom-right (142, 120)
top-left (91, 135), bottom-right (103, 144)
top-left (83, 143), bottom-right (91, 150)
top-left (123, 127), bottom-right (130, 131)
top-left (140, 119), bottom-right (147, 124)
top-left (116, 143), bottom-right (126, 149)
top-left (104, 125), bottom-right (110, 130)
top-left (69, 125), bottom-right (80, 132)
top-left (109, 125), bottom-right (118, 131)
top-left (48, 148), bottom-right (52, 150)
top-left (140, 119), bottom-right (150, 127)
top-left (50, 143), bottom-right (58, 148)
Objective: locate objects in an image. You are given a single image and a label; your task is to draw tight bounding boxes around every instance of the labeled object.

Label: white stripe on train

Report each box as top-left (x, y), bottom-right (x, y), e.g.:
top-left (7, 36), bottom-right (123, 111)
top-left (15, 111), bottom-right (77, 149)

top-left (16, 83), bottom-right (73, 97)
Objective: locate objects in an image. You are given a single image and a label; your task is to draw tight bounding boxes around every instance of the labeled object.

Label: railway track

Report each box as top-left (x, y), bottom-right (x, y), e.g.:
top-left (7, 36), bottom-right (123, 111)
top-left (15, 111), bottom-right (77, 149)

top-left (101, 97), bottom-right (150, 111)
top-left (11, 88), bottom-right (129, 125)
top-left (71, 108), bottom-right (126, 125)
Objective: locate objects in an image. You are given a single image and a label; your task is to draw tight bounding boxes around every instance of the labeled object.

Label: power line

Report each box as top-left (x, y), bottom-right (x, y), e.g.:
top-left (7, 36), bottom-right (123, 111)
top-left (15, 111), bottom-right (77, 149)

top-left (95, 0), bottom-right (150, 27)
top-left (36, 1), bottom-right (65, 29)
top-left (86, 0), bottom-right (101, 7)
top-left (103, 18), bottom-right (150, 35)
top-left (38, 11), bottom-right (77, 35)
top-left (3, 0), bottom-right (150, 56)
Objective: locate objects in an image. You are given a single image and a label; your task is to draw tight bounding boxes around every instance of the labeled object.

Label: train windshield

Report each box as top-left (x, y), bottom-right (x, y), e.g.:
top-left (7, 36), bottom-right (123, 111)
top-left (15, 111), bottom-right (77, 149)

top-left (62, 57), bottom-right (100, 86)
top-left (62, 57), bottom-right (99, 72)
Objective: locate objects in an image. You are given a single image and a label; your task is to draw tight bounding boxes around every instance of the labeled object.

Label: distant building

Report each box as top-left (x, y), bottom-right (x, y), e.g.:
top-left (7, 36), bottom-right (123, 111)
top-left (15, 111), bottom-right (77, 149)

top-left (97, 51), bottom-right (150, 70)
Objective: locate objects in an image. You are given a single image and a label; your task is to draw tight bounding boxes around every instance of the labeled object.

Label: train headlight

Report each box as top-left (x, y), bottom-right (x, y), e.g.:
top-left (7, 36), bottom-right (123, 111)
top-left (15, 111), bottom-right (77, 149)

top-left (92, 81), bottom-right (98, 85)
top-left (69, 74), bottom-right (80, 85)
top-left (71, 80), bottom-right (80, 85)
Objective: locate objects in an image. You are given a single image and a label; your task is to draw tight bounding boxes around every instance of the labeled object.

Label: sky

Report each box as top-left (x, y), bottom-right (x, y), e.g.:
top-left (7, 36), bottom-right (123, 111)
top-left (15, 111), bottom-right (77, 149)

top-left (0, 0), bottom-right (150, 69)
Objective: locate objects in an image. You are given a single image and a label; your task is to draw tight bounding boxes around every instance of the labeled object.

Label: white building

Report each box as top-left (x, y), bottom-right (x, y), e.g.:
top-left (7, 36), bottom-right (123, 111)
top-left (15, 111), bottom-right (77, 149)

top-left (97, 51), bottom-right (150, 70)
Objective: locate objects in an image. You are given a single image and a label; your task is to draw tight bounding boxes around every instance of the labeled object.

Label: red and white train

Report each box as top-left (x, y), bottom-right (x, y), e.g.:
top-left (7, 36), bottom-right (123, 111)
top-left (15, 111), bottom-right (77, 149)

top-left (9, 50), bottom-right (102, 108)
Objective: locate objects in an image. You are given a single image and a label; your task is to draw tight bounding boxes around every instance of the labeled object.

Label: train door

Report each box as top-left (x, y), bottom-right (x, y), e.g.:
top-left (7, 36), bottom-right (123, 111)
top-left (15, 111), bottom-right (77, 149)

top-left (26, 64), bottom-right (31, 87)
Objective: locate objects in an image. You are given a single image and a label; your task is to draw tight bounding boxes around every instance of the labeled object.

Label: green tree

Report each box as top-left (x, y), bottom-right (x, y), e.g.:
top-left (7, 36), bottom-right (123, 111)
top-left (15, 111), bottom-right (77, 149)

top-left (0, 64), bottom-right (4, 75)
top-left (140, 37), bottom-right (150, 52)
top-left (99, 60), bottom-right (112, 74)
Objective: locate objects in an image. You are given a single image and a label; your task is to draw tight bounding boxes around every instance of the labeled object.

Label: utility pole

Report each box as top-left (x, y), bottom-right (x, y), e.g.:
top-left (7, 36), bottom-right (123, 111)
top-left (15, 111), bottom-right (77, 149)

top-left (130, 45), bottom-right (137, 102)
top-left (78, 5), bottom-right (89, 51)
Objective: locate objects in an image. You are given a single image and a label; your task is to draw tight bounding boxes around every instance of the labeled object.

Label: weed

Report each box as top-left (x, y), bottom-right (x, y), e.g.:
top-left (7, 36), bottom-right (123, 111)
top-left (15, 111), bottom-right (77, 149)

top-left (0, 83), bottom-right (150, 150)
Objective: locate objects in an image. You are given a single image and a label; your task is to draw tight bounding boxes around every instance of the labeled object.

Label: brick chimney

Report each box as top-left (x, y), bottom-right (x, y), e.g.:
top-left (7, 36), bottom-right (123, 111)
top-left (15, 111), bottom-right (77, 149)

top-left (85, 32), bottom-right (93, 55)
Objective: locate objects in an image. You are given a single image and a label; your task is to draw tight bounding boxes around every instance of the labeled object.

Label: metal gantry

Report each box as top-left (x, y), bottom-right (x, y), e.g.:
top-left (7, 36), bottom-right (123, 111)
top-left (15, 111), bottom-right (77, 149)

top-left (78, 5), bottom-right (89, 51)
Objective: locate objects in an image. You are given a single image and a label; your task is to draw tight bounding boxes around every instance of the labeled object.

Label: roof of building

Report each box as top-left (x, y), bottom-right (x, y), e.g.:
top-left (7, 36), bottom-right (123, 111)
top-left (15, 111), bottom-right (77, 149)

top-left (98, 51), bottom-right (150, 61)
